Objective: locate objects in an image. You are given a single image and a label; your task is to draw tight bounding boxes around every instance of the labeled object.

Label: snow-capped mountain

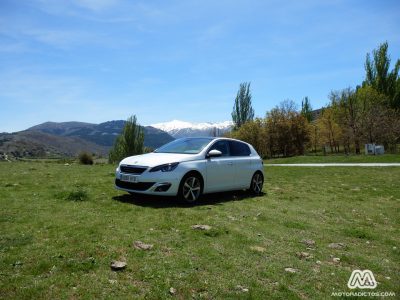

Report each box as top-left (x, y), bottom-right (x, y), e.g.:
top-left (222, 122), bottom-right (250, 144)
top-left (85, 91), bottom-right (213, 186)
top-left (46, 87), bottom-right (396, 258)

top-left (151, 120), bottom-right (233, 138)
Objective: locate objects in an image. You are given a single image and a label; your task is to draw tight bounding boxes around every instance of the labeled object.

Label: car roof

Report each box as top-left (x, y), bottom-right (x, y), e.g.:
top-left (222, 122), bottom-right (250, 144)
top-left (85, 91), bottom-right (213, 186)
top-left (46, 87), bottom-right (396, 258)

top-left (175, 136), bottom-right (249, 144)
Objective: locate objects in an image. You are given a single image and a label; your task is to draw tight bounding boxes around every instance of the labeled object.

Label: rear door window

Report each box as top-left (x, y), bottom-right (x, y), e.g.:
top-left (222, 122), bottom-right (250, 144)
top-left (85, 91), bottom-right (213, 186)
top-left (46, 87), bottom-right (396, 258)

top-left (229, 141), bottom-right (251, 156)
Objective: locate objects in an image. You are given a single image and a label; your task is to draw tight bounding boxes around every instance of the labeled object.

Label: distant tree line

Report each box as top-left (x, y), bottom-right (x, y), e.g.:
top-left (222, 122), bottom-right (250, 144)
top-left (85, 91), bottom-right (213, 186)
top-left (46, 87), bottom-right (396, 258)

top-left (230, 42), bottom-right (400, 157)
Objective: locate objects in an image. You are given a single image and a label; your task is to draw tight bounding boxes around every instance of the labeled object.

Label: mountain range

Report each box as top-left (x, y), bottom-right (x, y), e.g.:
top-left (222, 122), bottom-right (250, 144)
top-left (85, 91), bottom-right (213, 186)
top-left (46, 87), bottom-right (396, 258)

top-left (151, 120), bottom-right (233, 138)
top-left (28, 121), bottom-right (174, 148)
top-left (0, 120), bottom-right (232, 159)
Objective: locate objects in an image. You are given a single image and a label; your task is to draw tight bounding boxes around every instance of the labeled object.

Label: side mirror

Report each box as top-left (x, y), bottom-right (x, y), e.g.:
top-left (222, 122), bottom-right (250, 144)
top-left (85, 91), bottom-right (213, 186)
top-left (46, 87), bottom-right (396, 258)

top-left (207, 149), bottom-right (222, 158)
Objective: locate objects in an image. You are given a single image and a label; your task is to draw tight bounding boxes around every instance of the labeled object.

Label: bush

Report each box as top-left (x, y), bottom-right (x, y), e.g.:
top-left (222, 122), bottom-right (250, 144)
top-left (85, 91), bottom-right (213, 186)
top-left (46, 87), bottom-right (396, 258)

top-left (78, 152), bottom-right (93, 165)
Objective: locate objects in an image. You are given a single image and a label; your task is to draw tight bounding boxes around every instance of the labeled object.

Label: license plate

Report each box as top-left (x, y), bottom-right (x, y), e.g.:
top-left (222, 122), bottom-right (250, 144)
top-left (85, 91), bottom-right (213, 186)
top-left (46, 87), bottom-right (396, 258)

top-left (120, 174), bottom-right (138, 183)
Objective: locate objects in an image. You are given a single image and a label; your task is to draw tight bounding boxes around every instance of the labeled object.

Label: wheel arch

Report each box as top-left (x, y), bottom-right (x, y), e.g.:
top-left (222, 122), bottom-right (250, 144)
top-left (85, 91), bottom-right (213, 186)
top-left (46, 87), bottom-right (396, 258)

top-left (253, 169), bottom-right (264, 179)
top-left (181, 170), bottom-right (205, 188)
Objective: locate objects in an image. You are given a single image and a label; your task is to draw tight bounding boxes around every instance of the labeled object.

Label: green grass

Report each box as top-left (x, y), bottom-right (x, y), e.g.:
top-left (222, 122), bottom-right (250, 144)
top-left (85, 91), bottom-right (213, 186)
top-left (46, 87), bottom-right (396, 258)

top-left (266, 154), bottom-right (400, 164)
top-left (1, 161), bottom-right (399, 299)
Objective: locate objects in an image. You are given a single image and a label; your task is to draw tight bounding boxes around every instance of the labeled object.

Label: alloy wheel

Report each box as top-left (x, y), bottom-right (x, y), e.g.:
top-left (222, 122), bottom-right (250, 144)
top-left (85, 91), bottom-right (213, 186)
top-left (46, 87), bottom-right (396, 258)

top-left (251, 173), bottom-right (263, 194)
top-left (182, 176), bottom-right (201, 202)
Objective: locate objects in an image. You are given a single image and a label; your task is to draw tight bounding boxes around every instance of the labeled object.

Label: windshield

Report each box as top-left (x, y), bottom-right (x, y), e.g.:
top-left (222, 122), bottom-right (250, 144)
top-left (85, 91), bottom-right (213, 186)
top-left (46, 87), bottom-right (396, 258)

top-left (154, 138), bottom-right (213, 154)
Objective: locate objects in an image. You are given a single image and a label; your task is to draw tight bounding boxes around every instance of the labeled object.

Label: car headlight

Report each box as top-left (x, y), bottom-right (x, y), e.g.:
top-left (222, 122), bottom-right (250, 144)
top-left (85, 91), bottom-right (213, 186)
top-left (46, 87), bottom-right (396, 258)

top-left (149, 162), bottom-right (179, 172)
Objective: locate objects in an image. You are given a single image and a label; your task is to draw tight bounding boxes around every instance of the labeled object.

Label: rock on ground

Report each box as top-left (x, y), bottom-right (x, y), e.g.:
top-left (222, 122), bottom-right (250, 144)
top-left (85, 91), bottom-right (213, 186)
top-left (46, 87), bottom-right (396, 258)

top-left (250, 246), bottom-right (266, 252)
top-left (301, 239), bottom-right (316, 247)
top-left (236, 285), bottom-right (249, 292)
top-left (133, 241), bottom-right (153, 250)
top-left (328, 243), bottom-right (346, 249)
top-left (191, 225), bottom-right (212, 230)
top-left (332, 257), bottom-right (341, 264)
top-left (110, 261), bottom-right (126, 271)
top-left (296, 252), bottom-right (313, 260)
top-left (285, 267), bottom-right (298, 273)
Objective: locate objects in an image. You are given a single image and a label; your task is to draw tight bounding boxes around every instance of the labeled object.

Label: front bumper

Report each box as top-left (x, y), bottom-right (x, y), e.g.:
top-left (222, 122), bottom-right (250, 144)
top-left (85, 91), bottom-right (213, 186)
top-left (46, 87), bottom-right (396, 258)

top-left (114, 170), bottom-right (180, 196)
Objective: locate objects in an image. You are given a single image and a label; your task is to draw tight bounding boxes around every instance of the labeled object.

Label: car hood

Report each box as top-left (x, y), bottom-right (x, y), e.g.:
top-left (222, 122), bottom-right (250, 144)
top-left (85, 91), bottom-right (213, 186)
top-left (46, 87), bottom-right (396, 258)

top-left (120, 152), bottom-right (199, 167)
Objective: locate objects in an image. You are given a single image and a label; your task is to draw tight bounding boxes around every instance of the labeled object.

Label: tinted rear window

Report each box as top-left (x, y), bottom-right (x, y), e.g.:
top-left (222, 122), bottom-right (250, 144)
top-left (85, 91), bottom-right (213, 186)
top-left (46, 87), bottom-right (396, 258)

top-left (229, 141), bottom-right (251, 156)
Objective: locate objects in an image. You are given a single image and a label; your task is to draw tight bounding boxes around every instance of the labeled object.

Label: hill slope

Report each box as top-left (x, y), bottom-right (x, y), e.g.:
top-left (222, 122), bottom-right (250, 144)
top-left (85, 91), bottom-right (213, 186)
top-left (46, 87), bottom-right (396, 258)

top-left (0, 131), bottom-right (109, 158)
top-left (28, 121), bottom-right (174, 149)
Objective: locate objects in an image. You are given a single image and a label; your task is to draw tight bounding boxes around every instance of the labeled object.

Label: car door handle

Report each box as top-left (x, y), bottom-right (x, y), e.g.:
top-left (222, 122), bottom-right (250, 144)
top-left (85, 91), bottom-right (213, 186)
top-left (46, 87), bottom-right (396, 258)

top-left (228, 162), bottom-right (233, 165)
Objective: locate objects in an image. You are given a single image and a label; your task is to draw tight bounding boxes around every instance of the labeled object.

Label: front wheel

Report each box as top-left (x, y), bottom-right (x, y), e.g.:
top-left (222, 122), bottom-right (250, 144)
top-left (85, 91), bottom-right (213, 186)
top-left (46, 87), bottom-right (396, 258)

top-left (178, 174), bottom-right (203, 203)
top-left (249, 172), bottom-right (264, 195)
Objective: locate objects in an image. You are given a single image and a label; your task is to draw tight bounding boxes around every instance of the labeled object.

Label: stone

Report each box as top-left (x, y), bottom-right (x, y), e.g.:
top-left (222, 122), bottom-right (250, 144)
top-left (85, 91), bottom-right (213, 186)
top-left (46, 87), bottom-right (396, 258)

top-left (285, 267), bottom-right (298, 273)
top-left (296, 252), bottom-right (313, 260)
top-left (301, 239), bottom-right (315, 247)
top-left (328, 243), bottom-right (345, 249)
top-left (191, 225), bottom-right (211, 230)
top-left (332, 257), bottom-right (340, 264)
top-left (250, 246), bottom-right (266, 252)
top-left (12, 261), bottom-right (23, 267)
top-left (110, 260), bottom-right (126, 271)
top-left (236, 285), bottom-right (249, 292)
top-left (133, 241), bottom-right (153, 250)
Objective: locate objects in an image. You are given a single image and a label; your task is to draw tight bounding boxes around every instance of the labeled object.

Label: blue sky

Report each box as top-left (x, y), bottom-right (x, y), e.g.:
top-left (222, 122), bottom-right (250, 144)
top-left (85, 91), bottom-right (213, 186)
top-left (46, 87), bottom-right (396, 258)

top-left (1, 0), bottom-right (399, 132)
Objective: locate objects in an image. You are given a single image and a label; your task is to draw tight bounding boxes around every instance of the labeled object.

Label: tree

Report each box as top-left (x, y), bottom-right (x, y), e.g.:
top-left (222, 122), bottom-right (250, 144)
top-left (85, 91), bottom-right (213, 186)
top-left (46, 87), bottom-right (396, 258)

top-left (109, 115), bottom-right (144, 163)
top-left (330, 88), bottom-right (363, 154)
top-left (364, 41), bottom-right (400, 109)
top-left (230, 118), bottom-right (267, 158)
top-left (317, 107), bottom-right (342, 154)
top-left (231, 82), bottom-right (254, 130)
top-left (308, 122), bottom-right (320, 154)
top-left (301, 96), bottom-right (313, 122)
top-left (264, 100), bottom-right (309, 157)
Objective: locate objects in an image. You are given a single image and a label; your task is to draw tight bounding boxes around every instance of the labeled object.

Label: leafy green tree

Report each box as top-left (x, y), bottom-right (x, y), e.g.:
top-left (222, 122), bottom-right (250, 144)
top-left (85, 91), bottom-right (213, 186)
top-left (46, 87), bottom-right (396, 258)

top-left (230, 118), bottom-right (267, 157)
top-left (364, 41), bottom-right (400, 108)
top-left (231, 82), bottom-right (254, 129)
top-left (109, 115), bottom-right (144, 163)
top-left (265, 100), bottom-right (309, 157)
top-left (317, 107), bottom-right (342, 153)
top-left (330, 88), bottom-right (363, 154)
top-left (301, 96), bottom-right (313, 122)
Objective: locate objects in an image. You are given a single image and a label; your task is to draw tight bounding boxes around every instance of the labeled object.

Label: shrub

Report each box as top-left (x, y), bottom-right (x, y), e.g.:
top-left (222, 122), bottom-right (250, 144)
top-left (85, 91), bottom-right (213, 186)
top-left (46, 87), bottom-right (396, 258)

top-left (79, 152), bottom-right (93, 165)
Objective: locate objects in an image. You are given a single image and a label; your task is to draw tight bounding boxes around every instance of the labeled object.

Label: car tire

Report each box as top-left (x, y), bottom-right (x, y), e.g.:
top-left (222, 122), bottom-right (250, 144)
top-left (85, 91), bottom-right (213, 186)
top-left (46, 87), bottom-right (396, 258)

top-left (249, 172), bottom-right (264, 195)
top-left (178, 173), bottom-right (203, 203)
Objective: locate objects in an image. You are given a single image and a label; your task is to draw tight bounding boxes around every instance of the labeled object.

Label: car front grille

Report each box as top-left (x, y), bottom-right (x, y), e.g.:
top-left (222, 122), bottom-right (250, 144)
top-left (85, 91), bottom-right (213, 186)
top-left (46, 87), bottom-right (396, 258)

top-left (115, 179), bottom-right (155, 191)
top-left (120, 165), bottom-right (147, 174)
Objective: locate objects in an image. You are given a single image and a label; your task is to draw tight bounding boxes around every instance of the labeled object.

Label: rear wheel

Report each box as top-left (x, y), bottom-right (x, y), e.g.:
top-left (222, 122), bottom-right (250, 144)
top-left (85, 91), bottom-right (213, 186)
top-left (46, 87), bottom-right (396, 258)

top-left (249, 172), bottom-right (263, 195)
top-left (179, 174), bottom-right (203, 203)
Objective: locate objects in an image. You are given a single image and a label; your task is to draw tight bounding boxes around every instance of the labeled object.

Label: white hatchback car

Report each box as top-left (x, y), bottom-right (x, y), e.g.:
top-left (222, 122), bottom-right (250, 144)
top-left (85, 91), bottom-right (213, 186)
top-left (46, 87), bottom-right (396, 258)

top-left (115, 137), bottom-right (264, 203)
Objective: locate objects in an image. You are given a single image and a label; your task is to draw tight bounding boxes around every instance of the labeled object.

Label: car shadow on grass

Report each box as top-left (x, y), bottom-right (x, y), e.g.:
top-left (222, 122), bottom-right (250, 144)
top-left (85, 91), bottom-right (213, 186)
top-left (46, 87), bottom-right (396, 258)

top-left (112, 190), bottom-right (266, 208)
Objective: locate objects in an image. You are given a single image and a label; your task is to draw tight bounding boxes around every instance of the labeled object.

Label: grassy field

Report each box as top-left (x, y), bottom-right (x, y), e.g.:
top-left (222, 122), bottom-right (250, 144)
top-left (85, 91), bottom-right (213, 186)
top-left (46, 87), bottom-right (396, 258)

top-left (1, 161), bottom-right (399, 299)
top-left (266, 154), bottom-right (400, 164)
